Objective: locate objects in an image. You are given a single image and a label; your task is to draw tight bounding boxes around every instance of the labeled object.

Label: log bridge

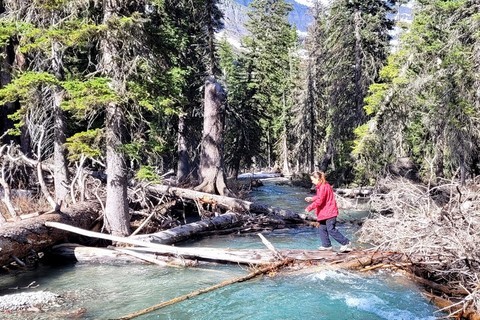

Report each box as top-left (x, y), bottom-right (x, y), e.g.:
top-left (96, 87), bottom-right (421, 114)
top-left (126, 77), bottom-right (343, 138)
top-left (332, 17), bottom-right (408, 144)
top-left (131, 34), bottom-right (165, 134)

top-left (45, 221), bottom-right (382, 268)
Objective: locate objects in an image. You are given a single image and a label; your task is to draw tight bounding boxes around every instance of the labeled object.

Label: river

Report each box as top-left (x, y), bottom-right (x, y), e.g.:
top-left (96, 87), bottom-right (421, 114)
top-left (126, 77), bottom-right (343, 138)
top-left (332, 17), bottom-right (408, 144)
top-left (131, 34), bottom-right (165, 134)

top-left (0, 178), bottom-right (444, 319)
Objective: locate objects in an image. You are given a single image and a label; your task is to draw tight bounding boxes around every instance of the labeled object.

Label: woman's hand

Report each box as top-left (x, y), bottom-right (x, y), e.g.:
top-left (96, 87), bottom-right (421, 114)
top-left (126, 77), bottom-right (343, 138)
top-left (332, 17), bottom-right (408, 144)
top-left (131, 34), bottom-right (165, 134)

top-left (305, 197), bottom-right (312, 202)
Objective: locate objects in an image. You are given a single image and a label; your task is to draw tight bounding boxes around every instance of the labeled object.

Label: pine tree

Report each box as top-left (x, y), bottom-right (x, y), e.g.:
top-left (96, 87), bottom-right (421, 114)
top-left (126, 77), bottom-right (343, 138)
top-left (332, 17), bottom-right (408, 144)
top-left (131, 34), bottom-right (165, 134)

top-left (292, 1), bottom-right (329, 173)
top-left (218, 37), bottom-right (262, 178)
top-left (316, 0), bottom-right (395, 183)
top-left (354, 0), bottom-right (480, 183)
top-left (243, 0), bottom-right (297, 169)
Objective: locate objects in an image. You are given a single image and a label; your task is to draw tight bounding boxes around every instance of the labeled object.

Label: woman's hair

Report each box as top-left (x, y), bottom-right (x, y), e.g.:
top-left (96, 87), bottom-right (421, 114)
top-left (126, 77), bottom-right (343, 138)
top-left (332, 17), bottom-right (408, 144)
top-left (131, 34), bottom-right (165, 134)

top-left (310, 171), bottom-right (327, 184)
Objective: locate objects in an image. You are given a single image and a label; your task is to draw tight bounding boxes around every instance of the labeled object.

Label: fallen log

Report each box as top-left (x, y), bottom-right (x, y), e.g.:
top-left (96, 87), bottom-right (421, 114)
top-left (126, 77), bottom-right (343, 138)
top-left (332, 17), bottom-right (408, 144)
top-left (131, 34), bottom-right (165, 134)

top-left (45, 222), bottom-right (278, 265)
top-left (47, 223), bottom-right (371, 266)
top-left (147, 184), bottom-right (302, 221)
top-left (49, 243), bottom-right (200, 267)
top-left (132, 211), bottom-right (245, 244)
top-left (0, 201), bottom-right (100, 268)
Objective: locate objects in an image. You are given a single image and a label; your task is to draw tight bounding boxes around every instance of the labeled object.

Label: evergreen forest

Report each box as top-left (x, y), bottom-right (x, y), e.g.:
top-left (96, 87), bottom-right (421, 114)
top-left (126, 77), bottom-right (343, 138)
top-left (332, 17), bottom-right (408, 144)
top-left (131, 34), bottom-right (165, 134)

top-left (1, 0), bottom-right (480, 316)
top-left (0, 0), bottom-right (478, 225)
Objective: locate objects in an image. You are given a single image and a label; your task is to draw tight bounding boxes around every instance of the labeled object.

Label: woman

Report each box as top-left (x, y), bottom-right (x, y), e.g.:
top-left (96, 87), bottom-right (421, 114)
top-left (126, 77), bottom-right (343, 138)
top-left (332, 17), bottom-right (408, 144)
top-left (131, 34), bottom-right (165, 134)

top-left (305, 171), bottom-right (352, 252)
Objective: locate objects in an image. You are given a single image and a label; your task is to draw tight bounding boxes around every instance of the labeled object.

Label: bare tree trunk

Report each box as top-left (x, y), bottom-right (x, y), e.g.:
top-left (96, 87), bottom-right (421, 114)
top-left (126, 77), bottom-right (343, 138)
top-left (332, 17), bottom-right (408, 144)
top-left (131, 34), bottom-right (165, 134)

top-left (0, 158), bottom-right (18, 220)
top-left (176, 115), bottom-right (190, 183)
top-left (281, 93), bottom-right (290, 175)
top-left (0, 45), bottom-right (14, 141)
top-left (319, 140), bottom-right (333, 172)
top-left (101, 0), bottom-right (130, 237)
top-left (195, 76), bottom-right (231, 196)
top-left (308, 69), bottom-right (315, 173)
top-left (51, 40), bottom-right (69, 205)
top-left (53, 89), bottom-right (69, 204)
top-left (104, 102), bottom-right (130, 236)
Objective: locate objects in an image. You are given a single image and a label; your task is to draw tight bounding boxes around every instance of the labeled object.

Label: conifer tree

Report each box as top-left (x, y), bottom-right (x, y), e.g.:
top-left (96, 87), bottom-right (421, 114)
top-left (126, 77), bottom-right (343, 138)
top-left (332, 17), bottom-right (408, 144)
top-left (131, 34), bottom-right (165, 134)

top-left (219, 38), bottom-right (262, 178)
top-left (0, 0), bottom-right (99, 206)
top-left (292, 1), bottom-right (329, 173)
top-left (354, 0), bottom-right (480, 183)
top-left (243, 0), bottom-right (297, 169)
top-left (314, 0), bottom-right (395, 183)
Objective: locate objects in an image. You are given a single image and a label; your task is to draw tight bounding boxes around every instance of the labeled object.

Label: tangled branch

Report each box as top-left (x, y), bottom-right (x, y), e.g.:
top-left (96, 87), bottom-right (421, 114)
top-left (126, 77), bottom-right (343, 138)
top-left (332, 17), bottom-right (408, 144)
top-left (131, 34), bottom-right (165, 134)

top-left (358, 176), bottom-right (480, 314)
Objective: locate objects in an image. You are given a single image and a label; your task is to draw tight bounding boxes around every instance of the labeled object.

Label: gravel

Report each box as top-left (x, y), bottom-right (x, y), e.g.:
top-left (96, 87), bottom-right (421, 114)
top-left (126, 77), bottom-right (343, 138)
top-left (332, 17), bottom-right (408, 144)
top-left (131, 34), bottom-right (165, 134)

top-left (0, 291), bottom-right (60, 311)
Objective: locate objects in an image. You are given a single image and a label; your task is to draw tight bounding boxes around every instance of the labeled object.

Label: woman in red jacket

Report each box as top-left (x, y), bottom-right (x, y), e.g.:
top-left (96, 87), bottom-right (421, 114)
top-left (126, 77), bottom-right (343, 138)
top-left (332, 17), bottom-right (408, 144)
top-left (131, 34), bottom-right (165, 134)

top-left (305, 171), bottom-right (352, 252)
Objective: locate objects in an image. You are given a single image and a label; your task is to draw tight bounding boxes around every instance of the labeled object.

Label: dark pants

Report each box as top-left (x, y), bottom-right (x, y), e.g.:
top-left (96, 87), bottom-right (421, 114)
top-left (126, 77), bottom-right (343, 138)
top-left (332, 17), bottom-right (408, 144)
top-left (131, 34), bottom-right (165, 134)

top-left (318, 217), bottom-right (349, 247)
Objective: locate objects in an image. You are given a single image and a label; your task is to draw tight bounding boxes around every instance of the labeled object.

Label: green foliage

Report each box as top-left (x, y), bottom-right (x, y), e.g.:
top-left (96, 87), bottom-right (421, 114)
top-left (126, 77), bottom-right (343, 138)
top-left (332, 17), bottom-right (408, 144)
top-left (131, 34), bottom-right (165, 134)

top-left (135, 166), bottom-right (161, 183)
top-left (65, 129), bottom-right (103, 161)
top-left (0, 72), bottom-right (59, 104)
top-left (0, 20), bottom-right (31, 45)
top-left (300, 0), bottom-right (396, 184)
top-left (62, 78), bottom-right (118, 118)
top-left (353, 0), bottom-right (480, 182)
top-left (363, 83), bottom-right (389, 115)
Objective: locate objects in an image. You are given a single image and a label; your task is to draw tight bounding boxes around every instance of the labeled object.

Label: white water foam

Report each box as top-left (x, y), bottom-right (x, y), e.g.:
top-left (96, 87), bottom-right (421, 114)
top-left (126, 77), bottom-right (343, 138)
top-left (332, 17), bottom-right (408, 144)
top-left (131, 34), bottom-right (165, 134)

top-left (343, 293), bottom-right (437, 320)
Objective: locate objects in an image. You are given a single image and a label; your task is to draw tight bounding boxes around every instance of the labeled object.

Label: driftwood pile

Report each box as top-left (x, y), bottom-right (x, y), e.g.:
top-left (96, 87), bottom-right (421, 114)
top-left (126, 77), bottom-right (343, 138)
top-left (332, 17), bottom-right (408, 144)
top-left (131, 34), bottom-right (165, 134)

top-left (358, 176), bottom-right (480, 319)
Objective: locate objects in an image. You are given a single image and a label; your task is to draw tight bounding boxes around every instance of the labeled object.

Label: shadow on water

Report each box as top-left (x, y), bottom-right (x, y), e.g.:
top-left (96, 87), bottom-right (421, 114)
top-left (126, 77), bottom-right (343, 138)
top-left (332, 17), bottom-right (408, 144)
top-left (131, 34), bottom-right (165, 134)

top-left (0, 179), bottom-right (444, 319)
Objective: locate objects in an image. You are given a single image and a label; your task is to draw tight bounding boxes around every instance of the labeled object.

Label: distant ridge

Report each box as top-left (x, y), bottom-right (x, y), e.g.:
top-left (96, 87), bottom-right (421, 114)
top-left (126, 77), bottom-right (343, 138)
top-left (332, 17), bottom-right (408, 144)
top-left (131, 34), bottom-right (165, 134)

top-left (217, 0), bottom-right (312, 49)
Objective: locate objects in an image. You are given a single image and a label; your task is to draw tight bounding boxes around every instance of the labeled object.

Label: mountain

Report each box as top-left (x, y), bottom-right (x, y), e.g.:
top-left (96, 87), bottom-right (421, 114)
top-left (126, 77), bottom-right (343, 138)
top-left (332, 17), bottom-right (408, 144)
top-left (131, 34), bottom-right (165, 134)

top-left (227, 0), bottom-right (312, 32)
top-left (217, 0), bottom-right (414, 51)
top-left (217, 0), bottom-right (312, 49)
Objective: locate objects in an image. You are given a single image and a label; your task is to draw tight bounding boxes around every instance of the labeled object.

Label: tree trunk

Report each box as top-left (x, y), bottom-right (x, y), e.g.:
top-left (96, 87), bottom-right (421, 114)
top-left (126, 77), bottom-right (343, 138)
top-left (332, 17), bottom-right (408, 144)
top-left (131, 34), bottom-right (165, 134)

top-left (353, 9), bottom-right (365, 128)
top-left (51, 39), bottom-right (69, 205)
top-left (101, 0), bottom-right (130, 237)
top-left (0, 201), bottom-right (100, 267)
top-left (53, 87), bottom-right (69, 205)
top-left (195, 76), bottom-right (231, 196)
top-left (319, 139), bottom-right (333, 172)
top-left (0, 40), bottom-right (17, 144)
top-left (104, 102), bottom-right (130, 236)
top-left (176, 115), bottom-right (190, 183)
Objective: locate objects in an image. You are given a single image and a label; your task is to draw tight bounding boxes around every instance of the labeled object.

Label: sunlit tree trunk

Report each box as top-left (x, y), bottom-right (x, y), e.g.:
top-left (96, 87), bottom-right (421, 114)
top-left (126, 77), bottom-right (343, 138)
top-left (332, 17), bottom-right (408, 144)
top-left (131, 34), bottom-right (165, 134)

top-left (195, 77), bottom-right (231, 196)
top-left (101, 0), bottom-right (130, 237)
top-left (51, 41), bottom-right (69, 206)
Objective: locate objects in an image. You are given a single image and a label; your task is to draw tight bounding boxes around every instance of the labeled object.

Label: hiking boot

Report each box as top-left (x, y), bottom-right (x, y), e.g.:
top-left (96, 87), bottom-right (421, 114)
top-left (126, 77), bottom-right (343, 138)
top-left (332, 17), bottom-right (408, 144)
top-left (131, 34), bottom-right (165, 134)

top-left (318, 246), bottom-right (333, 251)
top-left (339, 244), bottom-right (353, 253)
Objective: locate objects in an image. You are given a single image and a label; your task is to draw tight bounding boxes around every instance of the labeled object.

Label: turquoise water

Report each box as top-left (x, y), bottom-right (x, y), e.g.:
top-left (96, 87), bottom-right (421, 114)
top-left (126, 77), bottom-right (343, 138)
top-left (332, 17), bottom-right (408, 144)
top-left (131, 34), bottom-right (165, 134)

top-left (0, 179), bottom-right (444, 319)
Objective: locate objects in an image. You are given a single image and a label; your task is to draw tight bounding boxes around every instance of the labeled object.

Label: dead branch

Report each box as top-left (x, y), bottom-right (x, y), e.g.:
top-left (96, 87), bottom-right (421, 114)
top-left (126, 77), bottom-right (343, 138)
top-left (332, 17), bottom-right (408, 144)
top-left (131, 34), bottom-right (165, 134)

top-left (359, 176), bottom-right (480, 314)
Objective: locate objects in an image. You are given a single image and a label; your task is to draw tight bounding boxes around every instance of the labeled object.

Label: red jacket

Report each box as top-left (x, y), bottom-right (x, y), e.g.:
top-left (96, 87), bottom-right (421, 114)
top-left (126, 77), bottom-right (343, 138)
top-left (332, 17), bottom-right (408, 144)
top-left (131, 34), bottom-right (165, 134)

top-left (306, 182), bottom-right (339, 221)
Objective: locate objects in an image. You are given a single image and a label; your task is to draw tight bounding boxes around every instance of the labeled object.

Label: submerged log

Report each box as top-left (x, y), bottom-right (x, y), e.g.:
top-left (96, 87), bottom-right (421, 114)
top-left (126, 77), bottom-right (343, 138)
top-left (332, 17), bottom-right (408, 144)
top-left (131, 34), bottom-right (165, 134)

top-left (0, 201), bottom-right (100, 268)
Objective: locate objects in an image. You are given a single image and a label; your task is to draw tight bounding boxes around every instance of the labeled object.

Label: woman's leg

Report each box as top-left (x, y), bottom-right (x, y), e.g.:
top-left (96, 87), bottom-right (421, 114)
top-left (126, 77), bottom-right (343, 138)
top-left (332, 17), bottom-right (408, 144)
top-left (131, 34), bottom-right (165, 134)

top-left (326, 217), bottom-right (349, 245)
top-left (318, 220), bottom-right (332, 247)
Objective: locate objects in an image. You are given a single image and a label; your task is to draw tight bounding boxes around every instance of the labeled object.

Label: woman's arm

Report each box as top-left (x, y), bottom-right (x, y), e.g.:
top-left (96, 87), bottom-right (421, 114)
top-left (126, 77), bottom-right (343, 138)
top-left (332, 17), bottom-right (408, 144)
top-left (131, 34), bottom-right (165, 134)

top-left (306, 185), bottom-right (326, 211)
